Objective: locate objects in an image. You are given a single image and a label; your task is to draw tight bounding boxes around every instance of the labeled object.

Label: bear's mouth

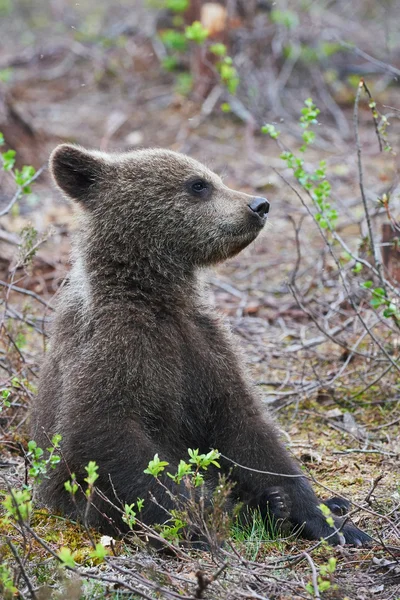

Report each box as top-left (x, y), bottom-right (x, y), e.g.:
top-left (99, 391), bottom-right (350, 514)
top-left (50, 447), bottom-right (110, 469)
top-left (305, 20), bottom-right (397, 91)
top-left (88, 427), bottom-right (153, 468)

top-left (224, 226), bottom-right (264, 258)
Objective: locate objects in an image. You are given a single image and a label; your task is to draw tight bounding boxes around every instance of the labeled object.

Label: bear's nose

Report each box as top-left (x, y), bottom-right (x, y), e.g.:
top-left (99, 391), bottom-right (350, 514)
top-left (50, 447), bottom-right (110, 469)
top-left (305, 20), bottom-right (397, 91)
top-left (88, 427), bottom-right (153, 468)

top-left (248, 196), bottom-right (270, 218)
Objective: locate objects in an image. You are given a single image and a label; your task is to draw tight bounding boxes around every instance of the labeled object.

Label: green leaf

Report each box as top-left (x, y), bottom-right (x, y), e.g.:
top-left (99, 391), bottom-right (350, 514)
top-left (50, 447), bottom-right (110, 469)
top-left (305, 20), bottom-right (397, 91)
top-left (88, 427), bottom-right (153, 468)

top-left (51, 433), bottom-right (62, 447)
top-left (160, 29), bottom-right (187, 52)
top-left (65, 473), bottom-right (78, 495)
top-left (370, 297), bottom-right (384, 309)
top-left (166, 0), bottom-right (189, 12)
top-left (210, 43), bottom-right (227, 57)
top-left (327, 557), bottom-right (337, 573)
top-left (220, 102), bottom-right (231, 113)
top-left (2, 149), bottom-right (16, 171)
top-left (84, 461), bottom-right (99, 494)
top-left (144, 453), bottom-right (169, 477)
top-left (89, 542), bottom-right (108, 562)
top-left (383, 305), bottom-right (398, 318)
top-left (122, 503), bottom-right (137, 528)
top-left (57, 547), bottom-right (76, 569)
top-left (161, 56), bottom-right (179, 71)
top-left (185, 21), bottom-right (209, 44)
top-left (372, 287), bottom-right (386, 298)
top-left (174, 72), bottom-right (193, 96)
top-left (319, 580), bottom-right (331, 592)
top-left (261, 123), bottom-right (280, 139)
top-left (361, 280), bottom-right (373, 289)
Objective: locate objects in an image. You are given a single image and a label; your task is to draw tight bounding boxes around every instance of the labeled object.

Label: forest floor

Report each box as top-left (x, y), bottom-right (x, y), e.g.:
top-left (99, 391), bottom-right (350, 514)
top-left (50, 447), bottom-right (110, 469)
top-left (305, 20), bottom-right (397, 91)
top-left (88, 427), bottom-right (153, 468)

top-left (1, 2), bottom-right (400, 599)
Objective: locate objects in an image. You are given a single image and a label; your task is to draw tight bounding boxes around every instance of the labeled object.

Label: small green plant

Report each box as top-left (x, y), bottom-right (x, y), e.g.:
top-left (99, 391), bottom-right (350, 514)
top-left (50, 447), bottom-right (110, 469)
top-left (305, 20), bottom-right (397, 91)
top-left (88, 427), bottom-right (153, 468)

top-left (166, 0), bottom-right (189, 12)
top-left (0, 564), bottom-right (18, 599)
top-left (143, 453), bottom-right (170, 477)
top-left (0, 133), bottom-right (38, 216)
top-left (160, 510), bottom-right (187, 544)
top-left (0, 388), bottom-right (11, 411)
top-left (263, 99), bottom-right (337, 231)
top-left (122, 497), bottom-right (144, 529)
top-left (185, 21), bottom-right (209, 44)
top-left (160, 29), bottom-right (188, 52)
top-left (217, 56), bottom-right (240, 95)
top-left (360, 281), bottom-right (400, 321)
top-left (144, 449), bottom-right (221, 543)
top-left (64, 473), bottom-right (79, 496)
top-left (166, 448), bottom-right (221, 487)
top-left (263, 95), bottom-right (400, 334)
top-left (154, 5), bottom-right (240, 101)
top-left (27, 434), bottom-right (62, 484)
top-left (84, 461), bottom-right (99, 497)
top-left (2, 488), bottom-right (32, 523)
top-left (89, 542), bottom-right (109, 563)
top-left (305, 556), bottom-right (337, 596)
top-left (57, 546), bottom-right (77, 569)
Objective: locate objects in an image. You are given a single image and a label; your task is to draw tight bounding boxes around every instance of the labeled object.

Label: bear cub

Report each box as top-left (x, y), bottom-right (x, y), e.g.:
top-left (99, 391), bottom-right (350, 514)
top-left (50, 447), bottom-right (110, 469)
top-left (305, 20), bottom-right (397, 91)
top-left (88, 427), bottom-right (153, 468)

top-left (31, 144), bottom-right (369, 546)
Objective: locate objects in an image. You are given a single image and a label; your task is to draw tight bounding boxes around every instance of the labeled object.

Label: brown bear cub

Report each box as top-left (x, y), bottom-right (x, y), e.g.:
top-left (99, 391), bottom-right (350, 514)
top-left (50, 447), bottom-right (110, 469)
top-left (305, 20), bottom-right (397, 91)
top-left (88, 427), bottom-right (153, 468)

top-left (31, 145), bottom-right (369, 545)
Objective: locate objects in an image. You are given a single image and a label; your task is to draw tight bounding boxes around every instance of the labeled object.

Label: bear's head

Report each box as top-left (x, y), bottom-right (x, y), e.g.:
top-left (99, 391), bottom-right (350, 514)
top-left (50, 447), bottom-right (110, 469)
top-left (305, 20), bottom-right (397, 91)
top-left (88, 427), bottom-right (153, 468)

top-left (50, 145), bottom-right (269, 274)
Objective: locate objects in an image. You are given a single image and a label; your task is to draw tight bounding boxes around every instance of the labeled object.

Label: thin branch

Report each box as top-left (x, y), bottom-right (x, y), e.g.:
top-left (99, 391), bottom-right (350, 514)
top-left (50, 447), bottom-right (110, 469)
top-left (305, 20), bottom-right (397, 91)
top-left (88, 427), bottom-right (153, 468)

top-left (353, 80), bottom-right (384, 286)
top-left (302, 552), bottom-right (321, 599)
top-left (0, 280), bottom-right (54, 309)
top-left (0, 166), bottom-right (45, 218)
top-left (6, 539), bottom-right (36, 600)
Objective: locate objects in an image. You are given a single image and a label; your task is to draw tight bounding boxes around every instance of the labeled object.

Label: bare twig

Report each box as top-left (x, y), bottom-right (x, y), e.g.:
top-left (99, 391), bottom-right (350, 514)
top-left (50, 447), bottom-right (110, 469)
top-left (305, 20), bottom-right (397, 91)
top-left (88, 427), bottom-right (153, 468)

top-left (0, 279), bottom-right (53, 309)
top-left (353, 80), bottom-right (384, 285)
top-left (302, 552), bottom-right (321, 599)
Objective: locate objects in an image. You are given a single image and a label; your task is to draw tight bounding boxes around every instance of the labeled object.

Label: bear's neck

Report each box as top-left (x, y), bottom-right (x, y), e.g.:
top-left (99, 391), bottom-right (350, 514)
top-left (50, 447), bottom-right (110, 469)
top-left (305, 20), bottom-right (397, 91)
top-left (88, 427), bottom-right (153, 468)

top-left (73, 246), bottom-right (200, 309)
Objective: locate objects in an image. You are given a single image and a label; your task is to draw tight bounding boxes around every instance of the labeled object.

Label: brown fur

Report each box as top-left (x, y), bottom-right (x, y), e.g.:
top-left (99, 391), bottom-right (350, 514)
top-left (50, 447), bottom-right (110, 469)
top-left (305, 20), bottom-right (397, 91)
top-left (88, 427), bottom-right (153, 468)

top-left (31, 145), bottom-right (369, 545)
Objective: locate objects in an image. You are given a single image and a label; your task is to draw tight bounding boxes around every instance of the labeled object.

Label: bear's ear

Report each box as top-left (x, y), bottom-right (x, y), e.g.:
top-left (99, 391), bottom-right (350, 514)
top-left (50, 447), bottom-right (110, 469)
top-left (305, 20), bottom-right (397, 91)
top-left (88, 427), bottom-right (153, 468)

top-left (49, 144), bottom-right (108, 205)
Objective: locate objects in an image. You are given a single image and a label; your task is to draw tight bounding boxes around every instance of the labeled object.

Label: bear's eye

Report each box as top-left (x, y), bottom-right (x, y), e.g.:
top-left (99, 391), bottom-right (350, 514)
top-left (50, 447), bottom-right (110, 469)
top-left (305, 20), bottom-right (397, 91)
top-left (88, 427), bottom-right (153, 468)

top-left (190, 180), bottom-right (208, 194)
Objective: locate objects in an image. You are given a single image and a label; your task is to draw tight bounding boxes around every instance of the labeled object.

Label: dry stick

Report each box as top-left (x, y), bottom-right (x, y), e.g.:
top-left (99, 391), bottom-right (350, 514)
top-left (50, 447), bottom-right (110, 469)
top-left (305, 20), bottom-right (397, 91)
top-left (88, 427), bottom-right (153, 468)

top-left (333, 231), bottom-right (400, 299)
top-left (332, 449), bottom-right (395, 457)
top-left (302, 552), bottom-right (321, 600)
top-left (360, 80), bottom-right (383, 151)
top-left (365, 474), bottom-right (385, 505)
top-left (354, 80), bottom-right (384, 286)
top-left (288, 284), bottom-right (368, 359)
top-left (348, 361), bottom-right (394, 400)
top-left (338, 40), bottom-right (400, 78)
top-left (273, 168), bottom-right (400, 375)
top-left (371, 417), bottom-right (400, 431)
top-left (288, 214), bottom-right (305, 287)
top-left (194, 563), bottom-right (228, 599)
top-left (219, 454), bottom-right (306, 479)
top-left (4, 304), bottom-right (48, 336)
top-left (101, 560), bottom-right (194, 600)
top-left (6, 539), bottom-right (36, 600)
top-left (0, 279), bottom-right (54, 309)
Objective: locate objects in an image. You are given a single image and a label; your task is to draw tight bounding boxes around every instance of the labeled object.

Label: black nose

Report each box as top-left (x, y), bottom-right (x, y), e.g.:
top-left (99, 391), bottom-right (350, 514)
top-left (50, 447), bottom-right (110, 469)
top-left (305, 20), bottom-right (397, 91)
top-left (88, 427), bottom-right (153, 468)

top-left (248, 196), bottom-right (270, 218)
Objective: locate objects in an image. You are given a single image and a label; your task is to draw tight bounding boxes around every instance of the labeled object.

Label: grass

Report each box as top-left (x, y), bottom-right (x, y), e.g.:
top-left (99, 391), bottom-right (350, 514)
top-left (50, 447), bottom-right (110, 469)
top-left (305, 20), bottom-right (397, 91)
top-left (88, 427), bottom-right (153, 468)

top-left (231, 507), bottom-right (288, 560)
